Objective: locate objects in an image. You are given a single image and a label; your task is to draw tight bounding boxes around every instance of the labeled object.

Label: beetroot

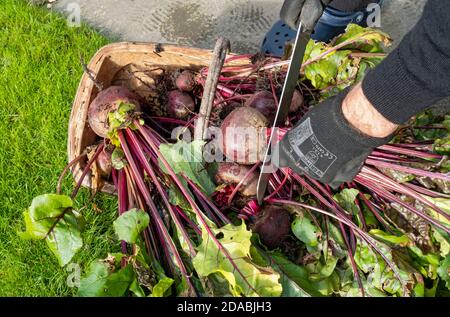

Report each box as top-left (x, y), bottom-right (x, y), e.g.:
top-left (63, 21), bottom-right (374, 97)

top-left (245, 91), bottom-right (277, 122)
top-left (215, 163), bottom-right (258, 196)
top-left (220, 107), bottom-right (269, 165)
top-left (175, 70), bottom-right (196, 92)
top-left (88, 86), bottom-right (141, 137)
top-left (290, 89), bottom-right (304, 113)
top-left (252, 206), bottom-right (291, 249)
top-left (97, 147), bottom-right (112, 179)
top-left (245, 89), bottom-right (304, 121)
top-left (166, 90), bottom-right (195, 119)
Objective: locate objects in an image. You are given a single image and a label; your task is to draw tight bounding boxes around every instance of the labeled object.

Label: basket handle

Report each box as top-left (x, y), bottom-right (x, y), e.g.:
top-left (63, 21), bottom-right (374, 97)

top-left (194, 37), bottom-right (230, 141)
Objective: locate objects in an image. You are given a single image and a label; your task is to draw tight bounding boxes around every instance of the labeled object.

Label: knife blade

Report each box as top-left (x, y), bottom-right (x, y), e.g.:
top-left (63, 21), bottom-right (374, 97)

top-left (256, 22), bottom-right (311, 204)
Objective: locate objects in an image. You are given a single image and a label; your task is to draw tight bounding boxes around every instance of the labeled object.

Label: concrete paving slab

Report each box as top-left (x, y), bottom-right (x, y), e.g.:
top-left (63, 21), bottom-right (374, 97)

top-left (53, 0), bottom-right (428, 53)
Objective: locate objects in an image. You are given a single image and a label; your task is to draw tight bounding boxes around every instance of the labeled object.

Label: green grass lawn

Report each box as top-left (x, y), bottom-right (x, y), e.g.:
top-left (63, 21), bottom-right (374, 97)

top-left (0, 0), bottom-right (120, 296)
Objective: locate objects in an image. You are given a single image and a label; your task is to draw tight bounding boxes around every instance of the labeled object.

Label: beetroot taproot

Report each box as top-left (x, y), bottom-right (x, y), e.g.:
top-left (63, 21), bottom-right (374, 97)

top-left (220, 107), bottom-right (269, 164)
top-left (166, 90), bottom-right (195, 119)
top-left (175, 70), bottom-right (196, 92)
top-left (88, 86), bottom-right (141, 137)
top-left (245, 91), bottom-right (277, 122)
top-left (252, 206), bottom-right (291, 249)
top-left (97, 147), bottom-right (112, 179)
top-left (290, 89), bottom-right (304, 113)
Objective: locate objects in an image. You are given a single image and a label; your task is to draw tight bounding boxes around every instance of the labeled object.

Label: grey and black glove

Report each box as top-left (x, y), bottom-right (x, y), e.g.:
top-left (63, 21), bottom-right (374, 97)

top-left (274, 88), bottom-right (392, 188)
top-left (280, 0), bottom-right (332, 31)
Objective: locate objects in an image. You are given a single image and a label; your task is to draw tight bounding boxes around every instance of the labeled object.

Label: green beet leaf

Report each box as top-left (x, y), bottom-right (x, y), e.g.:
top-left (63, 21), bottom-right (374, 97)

top-left (369, 229), bottom-right (411, 247)
top-left (360, 197), bottom-right (379, 229)
top-left (168, 183), bottom-right (194, 214)
top-left (249, 247), bottom-right (312, 297)
top-left (340, 278), bottom-right (388, 297)
top-left (354, 240), bottom-right (418, 296)
top-left (306, 255), bottom-right (339, 282)
top-left (443, 115), bottom-right (450, 130)
top-left (413, 111), bottom-right (449, 141)
top-left (193, 221), bottom-right (282, 297)
top-left (78, 254), bottom-right (135, 297)
top-left (304, 48), bottom-right (350, 90)
top-left (437, 255), bottom-right (450, 290)
top-left (333, 188), bottom-right (359, 215)
top-left (113, 208), bottom-right (150, 244)
top-left (291, 214), bottom-right (320, 252)
top-left (278, 277), bottom-right (311, 297)
top-left (159, 140), bottom-right (216, 196)
top-left (301, 24), bottom-right (390, 96)
top-left (149, 277), bottom-right (175, 297)
top-left (333, 188), bottom-right (369, 228)
top-left (422, 196), bottom-right (450, 228)
top-left (334, 24), bottom-right (392, 53)
top-left (129, 278), bottom-right (146, 297)
top-left (111, 148), bottom-right (127, 170)
top-left (46, 211), bottom-right (84, 266)
top-left (434, 138), bottom-right (450, 156)
top-left (19, 194), bottom-right (83, 266)
top-left (268, 252), bottom-right (334, 296)
top-left (433, 229), bottom-right (450, 257)
top-left (107, 102), bottom-right (141, 147)
top-left (408, 246), bottom-right (440, 280)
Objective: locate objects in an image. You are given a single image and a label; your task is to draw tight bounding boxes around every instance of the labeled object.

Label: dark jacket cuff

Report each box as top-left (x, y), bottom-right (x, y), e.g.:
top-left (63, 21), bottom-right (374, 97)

top-left (362, 48), bottom-right (437, 125)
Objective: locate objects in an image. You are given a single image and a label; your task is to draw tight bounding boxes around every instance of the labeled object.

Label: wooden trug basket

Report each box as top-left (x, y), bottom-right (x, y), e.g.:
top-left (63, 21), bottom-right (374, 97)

top-left (68, 42), bottom-right (227, 194)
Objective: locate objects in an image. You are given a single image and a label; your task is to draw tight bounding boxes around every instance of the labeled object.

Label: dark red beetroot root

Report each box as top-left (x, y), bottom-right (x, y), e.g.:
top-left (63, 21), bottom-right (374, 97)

top-left (175, 70), bottom-right (196, 92)
top-left (245, 90), bottom-right (303, 122)
top-left (97, 147), bottom-right (112, 179)
top-left (245, 91), bottom-right (277, 122)
top-left (88, 86), bottom-right (142, 137)
top-left (290, 89), bottom-right (304, 113)
top-left (215, 162), bottom-right (258, 196)
top-left (166, 90), bottom-right (195, 119)
top-left (252, 206), bottom-right (291, 249)
top-left (220, 107), bottom-right (269, 165)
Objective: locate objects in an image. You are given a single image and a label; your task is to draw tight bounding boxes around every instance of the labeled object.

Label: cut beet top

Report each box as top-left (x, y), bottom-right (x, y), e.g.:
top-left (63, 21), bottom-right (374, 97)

top-left (88, 86), bottom-right (141, 138)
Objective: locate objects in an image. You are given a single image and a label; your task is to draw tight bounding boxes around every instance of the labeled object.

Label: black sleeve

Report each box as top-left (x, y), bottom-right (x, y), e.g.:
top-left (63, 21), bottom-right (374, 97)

top-left (361, 0), bottom-right (450, 124)
top-left (329, 0), bottom-right (378, 12)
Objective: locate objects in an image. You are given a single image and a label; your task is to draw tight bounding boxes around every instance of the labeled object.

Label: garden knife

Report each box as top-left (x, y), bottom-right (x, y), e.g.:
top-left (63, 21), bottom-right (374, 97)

top-left (256, 22), bottom-right (312, 204)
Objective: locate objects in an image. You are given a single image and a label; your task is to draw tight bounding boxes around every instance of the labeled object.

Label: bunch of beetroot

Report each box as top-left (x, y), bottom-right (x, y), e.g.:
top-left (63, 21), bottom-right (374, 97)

top-left (75, 70), bottom-right (292, 296)
top-left (21, 31), bottom-right (450, 296)
top-left (86, 72), bottom-right (298, 249)
top-left (76, 55), bottom-right (450, 295)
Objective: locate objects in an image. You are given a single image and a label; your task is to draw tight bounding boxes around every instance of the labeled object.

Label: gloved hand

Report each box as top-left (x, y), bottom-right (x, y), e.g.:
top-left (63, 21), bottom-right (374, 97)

top-left (280, 0), bottom-right (378, 30)
top-left (280, 0), bottom-right (332, 31)
top-left (273, 88), bottom-right (392, 188)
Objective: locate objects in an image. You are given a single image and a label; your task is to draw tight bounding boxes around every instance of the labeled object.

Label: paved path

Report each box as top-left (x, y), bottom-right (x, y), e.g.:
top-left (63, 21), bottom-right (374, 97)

top-left (53, 0), bottom-right (427, 53)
